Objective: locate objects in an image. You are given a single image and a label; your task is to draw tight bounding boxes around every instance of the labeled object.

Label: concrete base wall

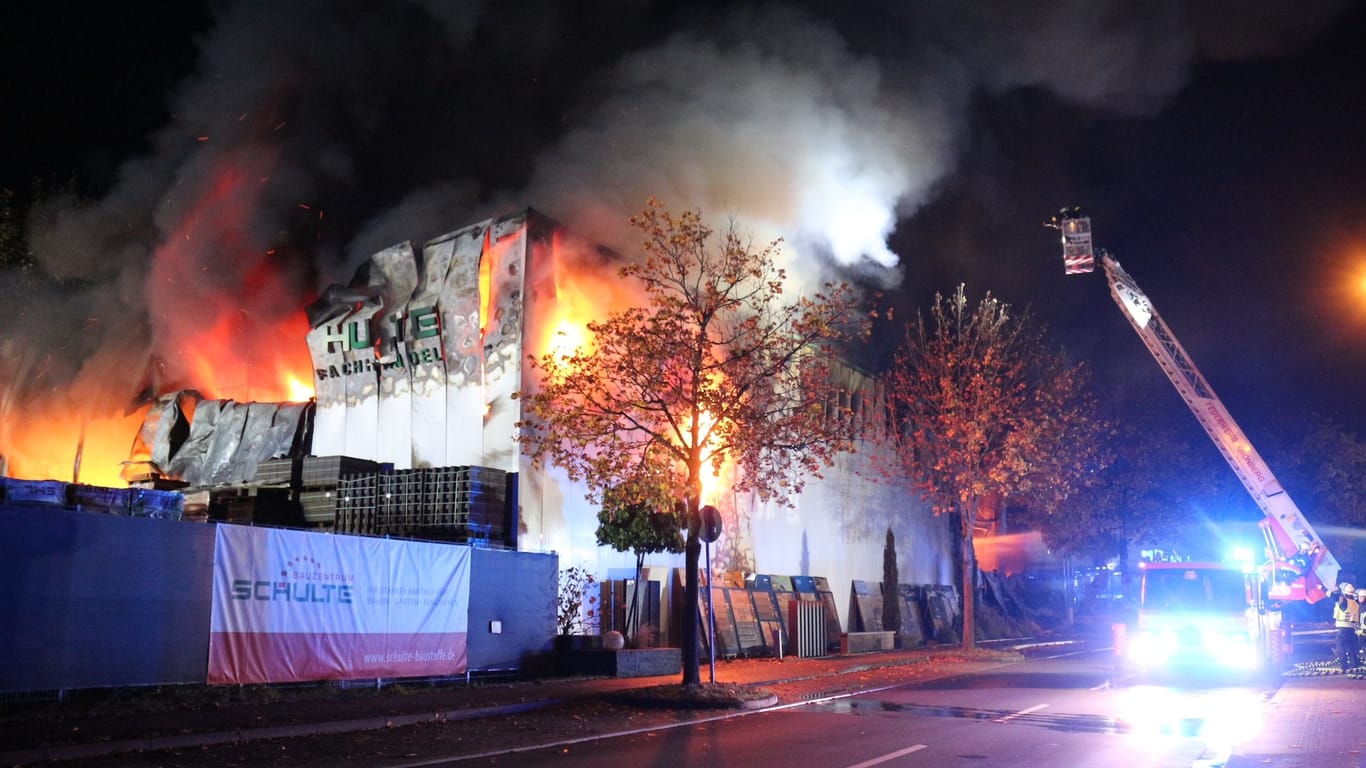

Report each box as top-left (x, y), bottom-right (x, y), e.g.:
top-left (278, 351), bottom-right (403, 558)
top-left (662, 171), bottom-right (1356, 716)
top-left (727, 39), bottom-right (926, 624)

top-left (560, 648), bottom-right (683, 678)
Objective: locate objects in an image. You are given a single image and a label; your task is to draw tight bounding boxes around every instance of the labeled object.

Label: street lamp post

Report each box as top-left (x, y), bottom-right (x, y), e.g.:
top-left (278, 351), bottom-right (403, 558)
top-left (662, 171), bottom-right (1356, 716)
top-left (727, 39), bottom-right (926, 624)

top-left (699, 505), bottom-right (722, 684)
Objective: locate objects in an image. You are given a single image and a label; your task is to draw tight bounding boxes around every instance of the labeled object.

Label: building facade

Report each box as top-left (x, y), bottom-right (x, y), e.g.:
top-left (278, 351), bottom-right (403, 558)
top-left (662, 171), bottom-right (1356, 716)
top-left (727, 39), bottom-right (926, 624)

top-left (304, 208), bottom-right (955, 631)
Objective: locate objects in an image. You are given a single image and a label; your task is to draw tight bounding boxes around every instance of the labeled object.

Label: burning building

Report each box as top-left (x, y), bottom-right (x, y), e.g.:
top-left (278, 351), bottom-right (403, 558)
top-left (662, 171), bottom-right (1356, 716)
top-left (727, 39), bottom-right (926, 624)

top-left (105, 206), bottom-right (954, 640)
top-left (303, 208), bottom-right (562, 473)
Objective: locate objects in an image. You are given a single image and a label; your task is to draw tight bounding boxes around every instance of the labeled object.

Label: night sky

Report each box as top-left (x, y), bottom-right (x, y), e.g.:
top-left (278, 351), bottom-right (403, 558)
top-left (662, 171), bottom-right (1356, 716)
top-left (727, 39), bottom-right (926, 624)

top-left (2, 1), bottom-right (1364, 476)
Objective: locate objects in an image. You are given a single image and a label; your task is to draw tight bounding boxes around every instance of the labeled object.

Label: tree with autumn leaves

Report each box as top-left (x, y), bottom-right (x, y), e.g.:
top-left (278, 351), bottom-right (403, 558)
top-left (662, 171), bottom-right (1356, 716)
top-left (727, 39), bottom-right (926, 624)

top-left (517, 198), bottom-right (867, 687)
top-left (1015, 412), bottom-right (1223, 568)
top-left (882, 286), bottom-right (1110, 649)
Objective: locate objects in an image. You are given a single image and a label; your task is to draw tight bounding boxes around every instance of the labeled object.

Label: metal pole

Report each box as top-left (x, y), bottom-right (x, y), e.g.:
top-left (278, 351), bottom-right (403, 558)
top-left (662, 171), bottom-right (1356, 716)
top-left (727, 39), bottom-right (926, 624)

top-left (1064, 555), bottom-right (1075, 627)
top-left (706, 539), bottom-right (716, 684)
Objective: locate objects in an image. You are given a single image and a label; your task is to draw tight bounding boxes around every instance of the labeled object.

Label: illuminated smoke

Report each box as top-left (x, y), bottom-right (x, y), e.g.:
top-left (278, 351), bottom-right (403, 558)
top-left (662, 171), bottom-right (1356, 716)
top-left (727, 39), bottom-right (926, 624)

top-left (520, 5), bottom-right (954, 290)
top-left (0, 0), bottom-right (1351, 480)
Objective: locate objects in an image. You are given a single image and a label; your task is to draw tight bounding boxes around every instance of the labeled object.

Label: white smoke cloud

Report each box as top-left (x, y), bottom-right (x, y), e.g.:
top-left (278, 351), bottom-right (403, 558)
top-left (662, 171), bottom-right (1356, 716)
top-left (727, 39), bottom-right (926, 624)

top-left (522, 5), bottom-right (957, 287)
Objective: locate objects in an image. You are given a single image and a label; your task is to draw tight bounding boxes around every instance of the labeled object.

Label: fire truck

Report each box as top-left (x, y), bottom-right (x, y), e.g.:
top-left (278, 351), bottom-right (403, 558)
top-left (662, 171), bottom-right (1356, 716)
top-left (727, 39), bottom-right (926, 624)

top-left (1050, 210), bottom-right (1339, 676)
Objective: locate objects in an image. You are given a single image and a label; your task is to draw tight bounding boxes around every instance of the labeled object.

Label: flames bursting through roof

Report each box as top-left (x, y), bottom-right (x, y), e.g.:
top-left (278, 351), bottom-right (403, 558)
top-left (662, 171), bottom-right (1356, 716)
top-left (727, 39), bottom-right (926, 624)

top-left (305, 208), bottom-right (575, 473)
top-left (128, 208), bottom-right (609, 487)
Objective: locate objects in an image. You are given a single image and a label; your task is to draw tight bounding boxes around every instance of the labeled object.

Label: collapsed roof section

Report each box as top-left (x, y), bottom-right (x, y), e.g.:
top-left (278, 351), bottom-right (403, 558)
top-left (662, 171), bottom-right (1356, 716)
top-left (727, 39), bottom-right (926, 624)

top-left (123, 206), bottom-right (597, 486)
top-left (123, 391), bottom-right (313, 488)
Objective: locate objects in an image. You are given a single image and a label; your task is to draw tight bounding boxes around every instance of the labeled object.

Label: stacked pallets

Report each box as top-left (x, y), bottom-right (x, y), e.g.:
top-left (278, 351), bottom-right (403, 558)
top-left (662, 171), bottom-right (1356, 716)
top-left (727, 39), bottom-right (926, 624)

top-left (335, 472), bottom-right (379, 534)
top-left (460, 466), bottom-right (507, 545)
top-left (330, 462), bottom-right (507, 545)
top-left (251, 456), bottom-right (380, 528)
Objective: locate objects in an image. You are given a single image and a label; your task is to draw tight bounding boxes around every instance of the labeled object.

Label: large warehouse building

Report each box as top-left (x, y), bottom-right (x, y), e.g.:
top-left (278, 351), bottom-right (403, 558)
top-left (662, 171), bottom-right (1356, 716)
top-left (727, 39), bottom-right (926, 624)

top-left (296, 207), bottom-right (955, 624)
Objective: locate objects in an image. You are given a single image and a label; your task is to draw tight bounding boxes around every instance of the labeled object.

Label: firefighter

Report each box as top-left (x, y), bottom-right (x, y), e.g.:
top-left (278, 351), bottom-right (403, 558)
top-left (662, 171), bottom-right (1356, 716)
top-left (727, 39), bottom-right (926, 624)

top-left (1288, 539), bottom-right (1318, 577)
top-left (1333, 582), bottom-right (1362, 671)
top-left (1358, 589), bottom-right (1366, 644)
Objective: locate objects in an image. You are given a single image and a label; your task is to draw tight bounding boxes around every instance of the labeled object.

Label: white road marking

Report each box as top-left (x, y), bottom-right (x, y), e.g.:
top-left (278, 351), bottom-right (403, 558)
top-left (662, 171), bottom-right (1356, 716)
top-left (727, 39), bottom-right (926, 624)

top-left (993, 703), bottom-right (1048, 723)
top-left (843, 743), bottom-right (929, 768)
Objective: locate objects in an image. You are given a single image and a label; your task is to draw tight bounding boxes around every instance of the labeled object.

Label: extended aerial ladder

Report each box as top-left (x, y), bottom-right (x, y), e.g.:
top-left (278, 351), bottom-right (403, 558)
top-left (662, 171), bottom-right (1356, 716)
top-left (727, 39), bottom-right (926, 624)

top-left (1050, 211), bottom-right (1339, 605)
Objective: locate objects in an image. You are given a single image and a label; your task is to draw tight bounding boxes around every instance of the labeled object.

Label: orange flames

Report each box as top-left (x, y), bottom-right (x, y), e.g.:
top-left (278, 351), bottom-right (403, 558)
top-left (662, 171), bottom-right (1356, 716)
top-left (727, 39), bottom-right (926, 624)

top-left (1, 410), bottom-right (148, 488)
top-left (2, 149), bottom-right (318, 488)
top-left (4, 204), bottom-right (736, 498)
top-left (532, 233), bottom-right (736, 505)
top-left (536, 231), bottom-right (603, 361)
top-left (150, 149), bottom-right (317, 405)
top-left (174, 308), bottom-right (315, 404)
top-left (696, 409), bottom-right (738, 506)
top-left (1, 318), bottom-right (316, 490)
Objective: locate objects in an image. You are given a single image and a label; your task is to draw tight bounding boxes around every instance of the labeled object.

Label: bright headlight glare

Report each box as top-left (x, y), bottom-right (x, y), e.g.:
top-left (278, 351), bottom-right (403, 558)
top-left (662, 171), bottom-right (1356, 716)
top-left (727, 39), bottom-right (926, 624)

top-left (1221, 634), bottom-right (1258, 668)
top-left (1131, 628), bottom-right (1258, 669)
top-left (1129, 630), bottom-right (1176, 666)
top-left (1200, 630), bottom-right (1257, 668)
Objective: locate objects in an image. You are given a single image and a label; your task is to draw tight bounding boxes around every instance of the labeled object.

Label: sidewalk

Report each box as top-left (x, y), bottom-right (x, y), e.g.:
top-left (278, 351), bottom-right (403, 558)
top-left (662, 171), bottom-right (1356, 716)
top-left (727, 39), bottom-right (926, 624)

top-left (1225, 673), bottom-right (1366, 768)
top-left (0, 637), bottom-right (1086, 766)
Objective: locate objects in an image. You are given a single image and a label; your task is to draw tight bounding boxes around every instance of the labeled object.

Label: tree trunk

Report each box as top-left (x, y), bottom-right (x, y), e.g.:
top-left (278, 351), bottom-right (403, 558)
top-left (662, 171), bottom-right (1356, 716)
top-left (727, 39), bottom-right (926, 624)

top-left (681, 528), bottom-right (702, 685)
top-left (627, 552), bottom-right (644, 640)
top-left (960, 501), bottom-right (978, 650)
top-left (681, 458), bottom-right (704, 687)
top-left (961, 537), bottom-right (977, 650)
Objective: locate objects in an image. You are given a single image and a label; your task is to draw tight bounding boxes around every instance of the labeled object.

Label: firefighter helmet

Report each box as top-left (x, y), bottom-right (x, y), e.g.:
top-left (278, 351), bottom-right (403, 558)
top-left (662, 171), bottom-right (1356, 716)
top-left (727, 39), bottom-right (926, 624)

top-left (1342, 583), bottom-right (1356, 596)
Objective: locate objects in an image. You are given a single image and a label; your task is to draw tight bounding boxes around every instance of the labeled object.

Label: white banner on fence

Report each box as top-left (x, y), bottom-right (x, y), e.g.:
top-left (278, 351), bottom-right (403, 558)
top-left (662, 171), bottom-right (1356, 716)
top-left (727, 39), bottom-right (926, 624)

top-left (208, 524), bottom-right (470, 684)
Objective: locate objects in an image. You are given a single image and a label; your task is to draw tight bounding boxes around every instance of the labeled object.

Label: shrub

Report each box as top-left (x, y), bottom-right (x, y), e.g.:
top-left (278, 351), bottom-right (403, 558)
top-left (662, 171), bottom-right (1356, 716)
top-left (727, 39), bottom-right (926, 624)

top-left (557, 567), bottom-right (600, 635)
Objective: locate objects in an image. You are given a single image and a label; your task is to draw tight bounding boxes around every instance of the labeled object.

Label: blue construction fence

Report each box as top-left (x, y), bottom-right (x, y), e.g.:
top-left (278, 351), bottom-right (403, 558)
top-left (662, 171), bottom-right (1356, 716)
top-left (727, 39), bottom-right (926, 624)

top-left (0, 502), bottom-right (555, 695)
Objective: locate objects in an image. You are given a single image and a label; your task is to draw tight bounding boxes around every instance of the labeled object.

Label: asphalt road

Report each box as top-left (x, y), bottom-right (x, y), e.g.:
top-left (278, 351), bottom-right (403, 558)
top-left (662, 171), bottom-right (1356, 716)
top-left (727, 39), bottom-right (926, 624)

top-left (422, 650), bottom-right (1260, 767)
top-left (27, 644), bottom-right (1366, 767)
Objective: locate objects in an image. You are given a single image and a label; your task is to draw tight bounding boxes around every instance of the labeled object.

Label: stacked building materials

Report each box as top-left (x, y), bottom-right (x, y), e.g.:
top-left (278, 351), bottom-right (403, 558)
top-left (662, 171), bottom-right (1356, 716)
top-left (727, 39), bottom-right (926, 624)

top-left (375, 469), bottom-right (424, 538)
top-left (249, 455), bottom-right (380, 528)
top-left (69, 484), bottom-right (134, 514)
top-left (459, 465), bottom-right (507, 545)
top-left (1, 479), bottom-right (183, 520)
top-left (330, 463), bottom-right (508, 545)
top-left (335, 472), bottom-right (378, 535)
top-left (127, 488), bottom-right (185, 520)
top-left (2, 478), bottom-right (72, 507)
